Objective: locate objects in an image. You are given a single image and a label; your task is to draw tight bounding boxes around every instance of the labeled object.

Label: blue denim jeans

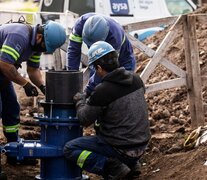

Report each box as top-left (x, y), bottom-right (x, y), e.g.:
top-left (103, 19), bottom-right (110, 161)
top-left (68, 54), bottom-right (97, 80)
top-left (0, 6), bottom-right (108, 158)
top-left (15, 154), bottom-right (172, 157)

top-left (63, 135), bottom-right (141, 176)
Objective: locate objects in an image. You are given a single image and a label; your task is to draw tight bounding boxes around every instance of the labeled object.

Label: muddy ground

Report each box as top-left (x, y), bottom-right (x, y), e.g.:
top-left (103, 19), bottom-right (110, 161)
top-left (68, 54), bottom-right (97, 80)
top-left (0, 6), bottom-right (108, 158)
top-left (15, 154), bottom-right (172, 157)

top-left (0, 4), bottom-right (207, 180)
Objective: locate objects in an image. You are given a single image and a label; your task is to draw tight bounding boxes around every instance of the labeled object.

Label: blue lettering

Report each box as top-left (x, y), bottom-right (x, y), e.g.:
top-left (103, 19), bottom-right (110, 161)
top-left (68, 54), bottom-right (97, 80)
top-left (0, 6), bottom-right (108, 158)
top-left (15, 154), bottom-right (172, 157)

top-left (110, 0), bottom-right (129, 14)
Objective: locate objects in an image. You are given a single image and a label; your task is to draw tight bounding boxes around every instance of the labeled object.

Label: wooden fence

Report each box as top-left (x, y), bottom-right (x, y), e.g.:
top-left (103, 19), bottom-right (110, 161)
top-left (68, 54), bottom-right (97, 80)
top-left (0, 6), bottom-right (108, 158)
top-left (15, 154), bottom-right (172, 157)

top-left (57, 14), bottom-right (206, 128)
top-left (123, 14), bottom-right (206, 128)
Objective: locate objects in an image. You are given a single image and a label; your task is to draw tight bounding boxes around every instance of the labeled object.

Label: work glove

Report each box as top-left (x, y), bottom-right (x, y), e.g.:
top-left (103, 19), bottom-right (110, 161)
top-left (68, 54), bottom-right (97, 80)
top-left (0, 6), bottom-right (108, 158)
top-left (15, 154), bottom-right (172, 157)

top-left (39, 84), bottom-right (46, 95)
top-left (23, 82), bottom-right (38, 97)
top-left (83, 88), bottom-right (91, 98)
top-left (73, 92), bottom-right (86, 104)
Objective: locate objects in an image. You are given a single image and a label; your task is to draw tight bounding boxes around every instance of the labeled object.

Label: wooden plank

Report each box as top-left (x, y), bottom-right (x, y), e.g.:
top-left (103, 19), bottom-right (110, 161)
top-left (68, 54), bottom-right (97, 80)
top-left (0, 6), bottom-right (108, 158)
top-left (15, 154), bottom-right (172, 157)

top-left (198, 0), bottom-right (203, 7)
top-left (127, 33), bottom-right (186, 77)
top-left (60, 39), bottom-right (88, 67)
top-left (60, 41), bottom-right (68, 52)
top-left (145, 78), bottom-right (186, 93)
top-left (81, 54), bottom-right (88, 66)
top-left (160, 59), bottom-right (186, 78)
top-left (126, 34), bottom-right (154, 56)
top-left (140, 16), bottom-right (182, 83)
top-left (183, 15), bottom-right (197, 128)
top-left (83, 67), bottom-right (90, 88)
top-left (53, 49), bottom-right (62, 70)
top-left (123, 16), bottom-right (177, 32)
top-left (188, 15), bottom-right (204, 126)
top-left (204, 103), bottom-right (207, 114)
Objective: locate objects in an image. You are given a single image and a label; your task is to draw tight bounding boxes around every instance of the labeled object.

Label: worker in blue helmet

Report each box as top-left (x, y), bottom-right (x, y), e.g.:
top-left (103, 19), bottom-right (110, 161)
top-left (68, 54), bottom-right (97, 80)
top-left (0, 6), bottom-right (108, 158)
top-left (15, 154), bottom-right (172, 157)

top-left (64, 41), bottom-right (151, 179)
top-left (0, 20), bottom-right (66, 153)
top-left (67, 12), bottom-right (136, 95)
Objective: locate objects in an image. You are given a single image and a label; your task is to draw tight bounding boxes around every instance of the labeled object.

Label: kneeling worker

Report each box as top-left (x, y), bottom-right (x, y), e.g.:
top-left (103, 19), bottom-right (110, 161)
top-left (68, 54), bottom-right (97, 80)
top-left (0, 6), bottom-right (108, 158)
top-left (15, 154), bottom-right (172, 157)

top-left (64, 41), bottom-right (151, 179)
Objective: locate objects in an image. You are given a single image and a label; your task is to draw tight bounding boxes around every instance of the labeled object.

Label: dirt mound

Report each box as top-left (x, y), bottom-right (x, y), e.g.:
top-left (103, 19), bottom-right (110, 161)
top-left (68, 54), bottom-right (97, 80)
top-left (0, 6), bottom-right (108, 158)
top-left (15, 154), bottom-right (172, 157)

top-left (136, 4), bottom-right (207, 179)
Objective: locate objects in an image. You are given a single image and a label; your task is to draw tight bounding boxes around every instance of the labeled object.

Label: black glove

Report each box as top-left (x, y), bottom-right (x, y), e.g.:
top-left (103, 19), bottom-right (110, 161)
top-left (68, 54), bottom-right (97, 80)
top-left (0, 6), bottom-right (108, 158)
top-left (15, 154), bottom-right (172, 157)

top-left (73, 92), bottom-right (86, 104)
top-left (39, 84), bottom-right (46, 95)
top-left (84, 89), bottom-right (91, 98)
top-left (23, 82), bottom-right (38, 97)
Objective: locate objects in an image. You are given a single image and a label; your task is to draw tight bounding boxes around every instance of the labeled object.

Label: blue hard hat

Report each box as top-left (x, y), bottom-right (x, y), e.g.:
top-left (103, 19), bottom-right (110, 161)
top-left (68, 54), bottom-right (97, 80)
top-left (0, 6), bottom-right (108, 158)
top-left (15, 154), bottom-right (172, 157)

top-left (88, 41), bottom-right (115, 65)
top-left (44, 21), bottom-right (66, 53)
top-left (82, 15), bottom-right (109, 47)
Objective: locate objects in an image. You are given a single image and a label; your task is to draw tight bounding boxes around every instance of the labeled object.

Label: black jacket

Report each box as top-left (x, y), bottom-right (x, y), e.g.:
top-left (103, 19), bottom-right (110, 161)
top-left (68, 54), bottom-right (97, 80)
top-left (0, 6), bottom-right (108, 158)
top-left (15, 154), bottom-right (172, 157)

top-left (76, 67), bottom-right (151, 149)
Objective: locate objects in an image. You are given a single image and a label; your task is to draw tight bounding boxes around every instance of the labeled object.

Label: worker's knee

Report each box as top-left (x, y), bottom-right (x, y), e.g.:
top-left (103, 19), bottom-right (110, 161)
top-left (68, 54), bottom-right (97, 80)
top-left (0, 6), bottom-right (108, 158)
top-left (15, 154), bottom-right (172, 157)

top-left (63, 141), bottom-right (74, 160)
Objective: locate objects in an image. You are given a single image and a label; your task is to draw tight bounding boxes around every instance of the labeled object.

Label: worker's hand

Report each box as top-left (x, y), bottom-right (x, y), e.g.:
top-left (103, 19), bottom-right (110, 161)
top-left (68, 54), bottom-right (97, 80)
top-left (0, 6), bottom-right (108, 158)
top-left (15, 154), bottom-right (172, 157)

top-left (84, 89), bottom-right (91, 98)
top-left (73, 92), bottom-right (86, 104)
top-left (39, 84), bottom-right (46, 95)
top-left (23, 82), bottom-right (38, 97)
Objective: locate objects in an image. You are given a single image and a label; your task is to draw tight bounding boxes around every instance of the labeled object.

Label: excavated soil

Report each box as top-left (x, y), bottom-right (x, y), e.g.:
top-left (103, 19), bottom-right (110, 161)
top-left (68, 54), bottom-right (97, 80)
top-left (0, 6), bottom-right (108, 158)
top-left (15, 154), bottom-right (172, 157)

top-left (0, 4), bottom-right (207, 180)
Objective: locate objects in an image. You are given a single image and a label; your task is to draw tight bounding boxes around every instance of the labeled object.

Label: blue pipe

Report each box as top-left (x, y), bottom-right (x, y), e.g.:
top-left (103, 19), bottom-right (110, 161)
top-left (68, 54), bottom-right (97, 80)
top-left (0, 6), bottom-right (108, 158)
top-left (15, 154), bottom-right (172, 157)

top-left (1, 71), bottom-right (85, 180)
top-left (3, 107), bottom-right (83, 180)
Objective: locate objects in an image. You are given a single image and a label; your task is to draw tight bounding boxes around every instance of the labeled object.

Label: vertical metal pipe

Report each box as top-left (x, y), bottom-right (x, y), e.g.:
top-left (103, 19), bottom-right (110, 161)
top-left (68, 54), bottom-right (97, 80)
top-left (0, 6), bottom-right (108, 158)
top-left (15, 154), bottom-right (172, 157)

top-left (38, 70), bottom-right (83, 180)
top-left (46, 70), bottom-right (83, 104)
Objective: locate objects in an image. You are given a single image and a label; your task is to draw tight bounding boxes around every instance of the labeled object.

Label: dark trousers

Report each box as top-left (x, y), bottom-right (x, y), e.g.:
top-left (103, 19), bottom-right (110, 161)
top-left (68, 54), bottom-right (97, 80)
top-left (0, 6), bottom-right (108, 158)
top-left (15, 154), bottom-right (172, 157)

top-left (63, 135), bottom-right (140, 176)
top-left (0, 74), bottom-right (20, 142)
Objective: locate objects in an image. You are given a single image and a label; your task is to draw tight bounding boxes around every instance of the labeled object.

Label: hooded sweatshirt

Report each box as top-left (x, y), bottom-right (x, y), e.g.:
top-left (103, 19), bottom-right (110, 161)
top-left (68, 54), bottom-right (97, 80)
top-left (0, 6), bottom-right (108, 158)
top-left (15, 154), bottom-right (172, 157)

top-left (76, 67), bottom-right (151, 149)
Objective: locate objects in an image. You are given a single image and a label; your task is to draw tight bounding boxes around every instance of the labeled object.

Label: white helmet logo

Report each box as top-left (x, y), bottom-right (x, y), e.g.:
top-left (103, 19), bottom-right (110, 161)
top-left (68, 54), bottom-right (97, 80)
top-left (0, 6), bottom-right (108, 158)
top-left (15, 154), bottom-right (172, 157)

top-left (91, 48), bottom-right (106, 58)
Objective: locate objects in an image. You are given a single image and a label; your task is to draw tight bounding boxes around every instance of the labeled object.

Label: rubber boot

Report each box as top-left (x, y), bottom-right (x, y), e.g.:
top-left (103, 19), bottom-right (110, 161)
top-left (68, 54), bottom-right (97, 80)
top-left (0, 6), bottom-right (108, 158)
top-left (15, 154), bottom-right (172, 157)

top-left (3, 131), bottom-right (18, 143)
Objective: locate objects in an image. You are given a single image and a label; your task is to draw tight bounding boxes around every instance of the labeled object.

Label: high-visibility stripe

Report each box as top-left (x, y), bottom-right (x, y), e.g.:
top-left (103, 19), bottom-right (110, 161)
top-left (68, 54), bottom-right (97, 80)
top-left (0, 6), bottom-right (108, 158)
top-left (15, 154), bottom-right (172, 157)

top-left (77, 150), bottom-right (92, 168)
top-left (95, 120), bottom-right (100, 127)
top-left (121, 35), bottom-right (126, 46)
top-left (69, 33), bottom-right (82, 43)
top-left (0, 45), bottom-right (20, 61)
top-left (29, 55), bottom-right (40, 63)
top-left (3, 124), bottom-right (20, 133)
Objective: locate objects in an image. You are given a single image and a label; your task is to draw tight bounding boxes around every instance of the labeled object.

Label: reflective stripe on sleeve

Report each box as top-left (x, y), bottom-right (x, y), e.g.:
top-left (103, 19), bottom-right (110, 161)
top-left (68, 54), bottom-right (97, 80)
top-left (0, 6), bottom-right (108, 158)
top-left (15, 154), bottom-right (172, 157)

top-left (121, 35), bottom-right (126, 46)
top-left (69, 33), bottom-right (82, 43)
top-left (0, 45), bottom-right (20, 61)
top-left (3, 124), bottom-right (20, 133)
top-left (77, 150), bottom-right (92, 168)
top-left (29, 55), bottom-right (40, 63)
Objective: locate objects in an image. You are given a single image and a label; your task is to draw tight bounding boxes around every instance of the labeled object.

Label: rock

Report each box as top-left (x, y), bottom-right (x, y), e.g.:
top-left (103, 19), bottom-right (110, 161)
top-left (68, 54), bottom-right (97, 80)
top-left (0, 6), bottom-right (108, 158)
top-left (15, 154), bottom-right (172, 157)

top-left (178, 119), bottom-right (186, 125)
top-left (149, 117), bottom-right (156, 126)
top-left (160, 124), bottom-right (167, 131)
top-left (150, 125), bottom-right (159, 133)
top-left (152, 147), bottom-right (160, 153)
top-left (152, 109), bottom-right (170, 120)
top-left (175, 126), bottom-right (185, 134)
top-left (169, 116), bottom-right (179, 125)
top-left (159, 98), bottom-right (167, 105)
top-left (166, 144), bottom-right (183, 154)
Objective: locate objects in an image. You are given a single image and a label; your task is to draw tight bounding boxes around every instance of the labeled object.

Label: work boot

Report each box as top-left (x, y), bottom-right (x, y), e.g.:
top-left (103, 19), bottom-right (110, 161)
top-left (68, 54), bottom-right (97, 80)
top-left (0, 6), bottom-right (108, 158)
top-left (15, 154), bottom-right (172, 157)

top-left (125, 162), bottom-right (141, 179)
top-left (0, 172), bottom-right (7, 180)
top-left (7, 157), bottom-right (38, 166)
top-left (103, 158), bottom-right (131, 180)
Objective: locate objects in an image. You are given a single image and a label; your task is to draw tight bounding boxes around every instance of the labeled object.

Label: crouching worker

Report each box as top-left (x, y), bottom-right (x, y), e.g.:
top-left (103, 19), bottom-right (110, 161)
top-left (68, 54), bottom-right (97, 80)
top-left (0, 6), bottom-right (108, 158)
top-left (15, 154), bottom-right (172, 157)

top-left (64, 41), bottom-right (151, 179)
